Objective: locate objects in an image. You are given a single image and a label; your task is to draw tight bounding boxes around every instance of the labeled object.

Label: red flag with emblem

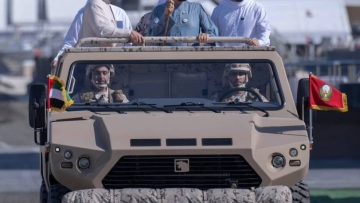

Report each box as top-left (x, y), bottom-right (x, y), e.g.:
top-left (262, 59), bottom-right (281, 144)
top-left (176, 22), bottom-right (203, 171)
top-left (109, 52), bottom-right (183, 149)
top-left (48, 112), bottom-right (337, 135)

top-left (309, 74), bottom-right (348, 112)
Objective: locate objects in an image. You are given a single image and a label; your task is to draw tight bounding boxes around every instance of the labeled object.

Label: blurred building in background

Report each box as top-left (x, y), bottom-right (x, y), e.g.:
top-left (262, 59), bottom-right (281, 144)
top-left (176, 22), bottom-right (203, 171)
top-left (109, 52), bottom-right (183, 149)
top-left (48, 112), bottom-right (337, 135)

top-left (345, 0), bottom-right (360, 50)
top-left (0, 0), bottom-right (86, 97)
top-left (259, 0), bottom-right (352, 63)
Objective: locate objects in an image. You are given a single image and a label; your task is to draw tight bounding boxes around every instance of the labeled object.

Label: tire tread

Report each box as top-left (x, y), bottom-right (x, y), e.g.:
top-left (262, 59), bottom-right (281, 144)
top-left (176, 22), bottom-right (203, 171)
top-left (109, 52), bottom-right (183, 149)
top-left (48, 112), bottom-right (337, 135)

top-left (290, 181), bottom-right (311, 203)
top-left (50, 184), bottom-right (71, 203)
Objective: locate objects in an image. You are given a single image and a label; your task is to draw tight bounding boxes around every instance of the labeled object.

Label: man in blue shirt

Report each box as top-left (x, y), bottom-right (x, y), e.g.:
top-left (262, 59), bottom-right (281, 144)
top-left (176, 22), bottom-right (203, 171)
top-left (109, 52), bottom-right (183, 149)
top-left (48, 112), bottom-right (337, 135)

top-left (149, 0), bottom-right (218, 46)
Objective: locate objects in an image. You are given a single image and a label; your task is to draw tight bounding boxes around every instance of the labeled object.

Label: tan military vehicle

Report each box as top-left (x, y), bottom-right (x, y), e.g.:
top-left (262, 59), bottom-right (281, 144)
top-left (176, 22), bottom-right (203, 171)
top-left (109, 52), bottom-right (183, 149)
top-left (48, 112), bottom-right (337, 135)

top-left (29, 37), bottom-right (311, 203)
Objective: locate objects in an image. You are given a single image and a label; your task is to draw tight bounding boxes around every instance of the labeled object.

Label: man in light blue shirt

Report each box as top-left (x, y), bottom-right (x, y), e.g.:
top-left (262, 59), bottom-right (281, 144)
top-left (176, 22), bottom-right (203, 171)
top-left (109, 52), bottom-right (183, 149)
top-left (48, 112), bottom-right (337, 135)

top-left (211, 0), bottom-right (271, 46)
top-left (51, 1), bottom-right (132, 68)
top-left (149, 0), bottom-right (218, 46)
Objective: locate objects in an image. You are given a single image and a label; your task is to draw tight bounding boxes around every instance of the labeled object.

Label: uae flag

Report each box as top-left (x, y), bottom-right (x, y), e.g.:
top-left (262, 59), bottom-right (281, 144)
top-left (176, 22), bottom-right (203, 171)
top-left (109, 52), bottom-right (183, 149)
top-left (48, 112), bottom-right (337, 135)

top-left (309, 74), bottom-right (348, 112)
top-left (47, 75), bottom-right (74, 112)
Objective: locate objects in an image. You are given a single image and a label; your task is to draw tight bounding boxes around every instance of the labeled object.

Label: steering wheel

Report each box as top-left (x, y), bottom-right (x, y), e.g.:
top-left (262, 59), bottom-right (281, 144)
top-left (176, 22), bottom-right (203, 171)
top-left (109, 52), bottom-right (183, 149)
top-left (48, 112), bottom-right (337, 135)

top-left (218, 87), bottom-right (263, 102)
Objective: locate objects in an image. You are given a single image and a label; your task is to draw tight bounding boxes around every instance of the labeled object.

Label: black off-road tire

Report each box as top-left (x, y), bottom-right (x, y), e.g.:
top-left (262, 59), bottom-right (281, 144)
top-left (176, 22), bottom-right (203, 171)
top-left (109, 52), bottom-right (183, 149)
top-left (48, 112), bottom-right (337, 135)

top-left (40, 181), bottom-right (48, 203)
top-left (290, 181), bottom-right (310, 203)
top-left (49, 184), bottom-right (71, 203)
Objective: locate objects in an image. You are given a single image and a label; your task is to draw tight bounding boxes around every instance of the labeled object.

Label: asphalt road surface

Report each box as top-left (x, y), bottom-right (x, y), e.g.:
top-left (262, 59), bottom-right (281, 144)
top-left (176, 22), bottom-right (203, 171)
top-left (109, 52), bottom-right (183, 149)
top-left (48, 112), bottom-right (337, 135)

top-left (0, 192), bottom-right (38, 203)
top-left (0, 100), bottom-right (34, 147)
top-left (0, 100), bottom-right (39, 202)
top-left (1, 101), bottom-right (360, 203)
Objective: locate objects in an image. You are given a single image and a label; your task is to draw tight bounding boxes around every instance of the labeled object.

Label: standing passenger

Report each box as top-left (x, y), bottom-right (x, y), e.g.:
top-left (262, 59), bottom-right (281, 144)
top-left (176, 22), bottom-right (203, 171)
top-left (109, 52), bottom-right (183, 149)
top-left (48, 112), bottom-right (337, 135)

top-left (81, 0), bottom-right (144, 44)
top-left (149, 0), bottom-right (218, 46)
top-left (211, 0), bottom-right (271, 46)
top-left (51, 0), bottom-right (134, 68)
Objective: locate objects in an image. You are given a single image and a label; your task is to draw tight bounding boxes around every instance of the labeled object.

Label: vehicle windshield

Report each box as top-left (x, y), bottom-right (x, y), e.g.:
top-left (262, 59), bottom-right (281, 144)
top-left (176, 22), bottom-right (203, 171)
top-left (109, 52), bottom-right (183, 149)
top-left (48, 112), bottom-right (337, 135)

top-left (66, 60), bottom-right (283, 110)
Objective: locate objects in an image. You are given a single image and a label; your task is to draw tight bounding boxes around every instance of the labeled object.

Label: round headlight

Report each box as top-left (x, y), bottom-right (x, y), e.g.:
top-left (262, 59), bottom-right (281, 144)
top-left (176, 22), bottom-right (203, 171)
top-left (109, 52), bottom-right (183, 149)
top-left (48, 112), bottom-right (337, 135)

top-left (64, 151), bottom-right (72, 159)
top-left (78, 157), bottom-right (90, 169)
top-left (272, 155), bottom-right (285, 168)
top-left (289, 148), bottom-right (298, 157)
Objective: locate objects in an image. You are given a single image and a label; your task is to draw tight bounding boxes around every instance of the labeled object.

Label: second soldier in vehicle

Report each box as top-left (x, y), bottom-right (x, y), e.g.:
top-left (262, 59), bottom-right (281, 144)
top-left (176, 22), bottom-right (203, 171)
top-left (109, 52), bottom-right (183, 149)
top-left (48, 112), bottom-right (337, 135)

top-left (212, 63), bottom-right (268, 102)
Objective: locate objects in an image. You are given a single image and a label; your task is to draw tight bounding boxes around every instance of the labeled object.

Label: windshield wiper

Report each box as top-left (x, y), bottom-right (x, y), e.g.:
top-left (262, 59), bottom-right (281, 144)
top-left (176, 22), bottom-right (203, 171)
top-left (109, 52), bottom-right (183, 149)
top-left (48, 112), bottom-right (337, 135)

top-left (164, 102), bottom-right (221, 113)
top-left (132, 102), bottom-right (173, 113)
top-left (224, 101), bottom-right (269, 117)
top-left (84, 103), bottom-right (126, 114)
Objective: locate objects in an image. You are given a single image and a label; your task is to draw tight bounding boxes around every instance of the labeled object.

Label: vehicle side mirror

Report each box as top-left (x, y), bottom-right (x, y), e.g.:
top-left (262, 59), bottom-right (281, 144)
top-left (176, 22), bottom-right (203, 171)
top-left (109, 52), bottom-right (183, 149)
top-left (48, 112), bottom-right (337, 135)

top-left (28, 83), bottom-right (47, 128)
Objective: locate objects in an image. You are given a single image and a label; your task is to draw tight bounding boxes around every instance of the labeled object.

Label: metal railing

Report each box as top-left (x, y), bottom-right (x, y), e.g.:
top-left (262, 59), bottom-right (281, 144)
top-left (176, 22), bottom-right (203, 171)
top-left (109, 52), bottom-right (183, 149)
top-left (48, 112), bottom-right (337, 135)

top-left (75, 37), bottom-right (252, 48)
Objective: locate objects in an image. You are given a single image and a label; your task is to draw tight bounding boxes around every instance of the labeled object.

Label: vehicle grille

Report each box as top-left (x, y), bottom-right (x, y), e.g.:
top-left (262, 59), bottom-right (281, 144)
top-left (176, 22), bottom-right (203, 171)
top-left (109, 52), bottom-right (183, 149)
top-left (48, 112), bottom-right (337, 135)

top-left (102, 155), bottom-right (262, 190)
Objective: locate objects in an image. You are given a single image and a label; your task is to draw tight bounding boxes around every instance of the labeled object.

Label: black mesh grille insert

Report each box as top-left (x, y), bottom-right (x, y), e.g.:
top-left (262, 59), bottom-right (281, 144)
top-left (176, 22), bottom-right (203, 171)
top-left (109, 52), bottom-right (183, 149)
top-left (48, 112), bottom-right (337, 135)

top-left (102, 155), bottom-right (262, 190)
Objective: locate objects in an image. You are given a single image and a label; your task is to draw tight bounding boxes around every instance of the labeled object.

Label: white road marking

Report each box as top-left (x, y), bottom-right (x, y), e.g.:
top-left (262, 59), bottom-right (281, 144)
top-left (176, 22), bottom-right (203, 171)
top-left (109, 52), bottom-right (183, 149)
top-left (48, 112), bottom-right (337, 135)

top-left (0, 142), bottom-right (39, 154)
top-left (305, 169), bottom-right (360, 189)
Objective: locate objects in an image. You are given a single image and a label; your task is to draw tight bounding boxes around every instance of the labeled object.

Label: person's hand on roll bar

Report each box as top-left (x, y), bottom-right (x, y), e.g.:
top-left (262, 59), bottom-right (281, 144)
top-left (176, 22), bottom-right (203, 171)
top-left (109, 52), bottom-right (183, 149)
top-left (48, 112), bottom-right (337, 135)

top-left (247, 38), bottom-right (260, 46)
top-left (130, 30), bottom-right (145, 45)
top-left (198, 33), bottom-right (210, 43)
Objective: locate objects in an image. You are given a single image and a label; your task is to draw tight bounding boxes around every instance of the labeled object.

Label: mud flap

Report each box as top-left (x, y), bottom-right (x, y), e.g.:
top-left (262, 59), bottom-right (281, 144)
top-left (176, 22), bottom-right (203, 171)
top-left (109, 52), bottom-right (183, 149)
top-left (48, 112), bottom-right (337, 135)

top-left (62, 186), bottom-right (292, 203)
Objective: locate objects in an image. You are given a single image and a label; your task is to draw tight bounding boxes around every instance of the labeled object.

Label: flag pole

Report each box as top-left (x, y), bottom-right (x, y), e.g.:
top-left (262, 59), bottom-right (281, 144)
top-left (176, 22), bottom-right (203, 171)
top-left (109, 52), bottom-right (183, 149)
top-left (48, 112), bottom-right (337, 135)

top-left (46, 74), bottom-right (51, 142)
top-left (309, 73), bottom-right (313, 149)
top-left (309, 104), bottom-right (313, 149)
top-left (46, 75), bottom-right (51, 110)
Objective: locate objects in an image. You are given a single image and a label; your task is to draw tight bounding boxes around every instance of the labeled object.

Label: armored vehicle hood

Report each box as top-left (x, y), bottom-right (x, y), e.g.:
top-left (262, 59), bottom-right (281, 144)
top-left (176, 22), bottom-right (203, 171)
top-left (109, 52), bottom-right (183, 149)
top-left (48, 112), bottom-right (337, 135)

top-left (51, 111), bottom-right (307, 151)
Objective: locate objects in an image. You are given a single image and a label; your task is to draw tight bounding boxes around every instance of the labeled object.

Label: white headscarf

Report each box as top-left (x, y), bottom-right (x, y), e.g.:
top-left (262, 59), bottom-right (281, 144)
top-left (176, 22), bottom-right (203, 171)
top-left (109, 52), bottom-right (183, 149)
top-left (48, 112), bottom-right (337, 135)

top-left (157, 0), bottom-right (167, 5)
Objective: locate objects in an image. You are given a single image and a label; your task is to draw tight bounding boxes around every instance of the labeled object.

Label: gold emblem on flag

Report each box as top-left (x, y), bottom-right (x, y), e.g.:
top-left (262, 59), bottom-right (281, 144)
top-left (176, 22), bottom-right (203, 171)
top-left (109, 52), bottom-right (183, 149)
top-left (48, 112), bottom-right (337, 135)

top-left (319, 84), bottom-right (332, 101)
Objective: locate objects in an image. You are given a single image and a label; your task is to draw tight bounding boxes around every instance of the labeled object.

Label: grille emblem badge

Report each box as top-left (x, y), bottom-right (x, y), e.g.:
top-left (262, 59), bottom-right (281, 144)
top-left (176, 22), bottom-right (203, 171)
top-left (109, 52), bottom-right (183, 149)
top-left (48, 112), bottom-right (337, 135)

top-left (174, 159), bottom-right (190, 172)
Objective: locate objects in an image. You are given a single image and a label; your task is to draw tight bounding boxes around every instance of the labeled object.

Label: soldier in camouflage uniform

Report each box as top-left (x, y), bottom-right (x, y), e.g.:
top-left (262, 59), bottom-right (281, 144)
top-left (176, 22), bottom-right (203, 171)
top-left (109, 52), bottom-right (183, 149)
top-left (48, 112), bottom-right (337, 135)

top-left (212, 63), bottom-right (268, 102)
top-left (62, 186), bottom-right (292, 203)
top-left (72, 64), bottom-right (129, 103)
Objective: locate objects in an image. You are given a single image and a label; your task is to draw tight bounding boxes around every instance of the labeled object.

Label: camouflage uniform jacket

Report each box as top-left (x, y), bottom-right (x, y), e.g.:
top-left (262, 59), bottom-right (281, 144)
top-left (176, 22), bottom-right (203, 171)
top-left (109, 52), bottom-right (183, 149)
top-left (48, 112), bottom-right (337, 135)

top-left (212, 87), bottom-right (268, 102)
top-left (72, 88), bottom-right (129, 103)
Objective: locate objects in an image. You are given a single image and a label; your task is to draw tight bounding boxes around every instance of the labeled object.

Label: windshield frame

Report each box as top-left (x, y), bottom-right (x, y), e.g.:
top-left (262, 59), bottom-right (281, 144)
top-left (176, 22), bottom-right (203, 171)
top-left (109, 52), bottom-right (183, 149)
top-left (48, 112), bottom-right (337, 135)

top-left (65, 59), bottom-right (286, 112)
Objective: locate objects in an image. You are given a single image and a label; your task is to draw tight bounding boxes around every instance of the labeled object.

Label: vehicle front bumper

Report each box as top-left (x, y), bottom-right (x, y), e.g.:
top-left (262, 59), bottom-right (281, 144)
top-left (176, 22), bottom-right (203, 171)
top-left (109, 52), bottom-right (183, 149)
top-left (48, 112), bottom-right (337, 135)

top-left (62, 186), bottom-right (292, 203)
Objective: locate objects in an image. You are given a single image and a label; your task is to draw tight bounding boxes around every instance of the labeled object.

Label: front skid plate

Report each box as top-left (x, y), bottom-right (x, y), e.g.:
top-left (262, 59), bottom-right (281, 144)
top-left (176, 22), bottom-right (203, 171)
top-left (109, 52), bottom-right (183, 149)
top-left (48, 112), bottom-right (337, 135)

top-left (62, 187), bottom-right (292, 203)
